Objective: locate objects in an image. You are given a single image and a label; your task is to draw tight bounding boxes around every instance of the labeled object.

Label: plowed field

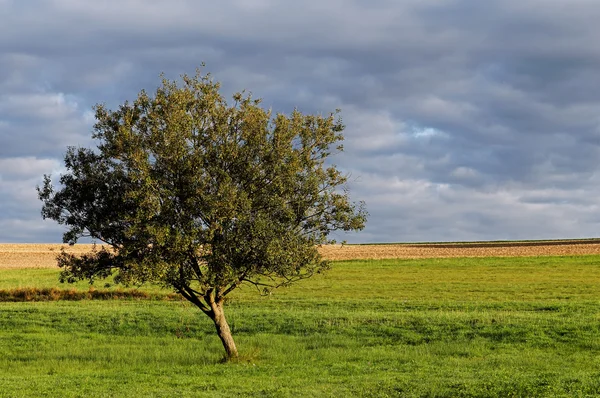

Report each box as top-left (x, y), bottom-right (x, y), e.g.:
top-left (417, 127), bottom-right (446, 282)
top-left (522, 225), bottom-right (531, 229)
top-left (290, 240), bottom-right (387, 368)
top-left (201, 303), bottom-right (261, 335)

top-left (3, 239), bottom-right (600, 268)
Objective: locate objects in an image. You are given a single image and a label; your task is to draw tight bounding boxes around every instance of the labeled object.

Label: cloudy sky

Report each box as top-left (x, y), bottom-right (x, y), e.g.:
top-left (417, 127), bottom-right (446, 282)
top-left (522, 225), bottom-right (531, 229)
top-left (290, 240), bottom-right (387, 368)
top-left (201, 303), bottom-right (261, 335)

top-left (2, 0), bottom-right (600, 243)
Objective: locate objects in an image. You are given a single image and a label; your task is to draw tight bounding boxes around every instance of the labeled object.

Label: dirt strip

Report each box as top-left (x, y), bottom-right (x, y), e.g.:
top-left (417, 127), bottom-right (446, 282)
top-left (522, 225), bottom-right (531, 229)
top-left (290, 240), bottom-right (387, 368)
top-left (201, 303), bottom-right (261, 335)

top-left (3, 240), bottom-right (600, 268)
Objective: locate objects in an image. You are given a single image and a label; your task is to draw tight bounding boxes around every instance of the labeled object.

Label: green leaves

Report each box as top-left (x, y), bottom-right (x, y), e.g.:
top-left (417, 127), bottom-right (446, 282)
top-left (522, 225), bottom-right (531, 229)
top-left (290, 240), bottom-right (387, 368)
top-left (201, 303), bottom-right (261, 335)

top-left (39, 67), bottom-right (367, 301)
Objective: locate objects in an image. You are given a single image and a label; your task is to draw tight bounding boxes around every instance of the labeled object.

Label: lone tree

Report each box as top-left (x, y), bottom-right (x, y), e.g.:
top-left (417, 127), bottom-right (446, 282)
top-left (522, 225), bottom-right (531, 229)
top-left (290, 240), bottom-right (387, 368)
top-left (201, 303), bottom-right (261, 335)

top-left (38, 69), bottom-right (367, 360)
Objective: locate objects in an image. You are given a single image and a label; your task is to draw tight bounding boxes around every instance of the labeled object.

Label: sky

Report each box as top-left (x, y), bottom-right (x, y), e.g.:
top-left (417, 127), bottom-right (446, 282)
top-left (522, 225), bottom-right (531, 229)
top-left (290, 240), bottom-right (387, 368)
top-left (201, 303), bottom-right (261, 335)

top-left (2, 0), bottom-right (600, 243)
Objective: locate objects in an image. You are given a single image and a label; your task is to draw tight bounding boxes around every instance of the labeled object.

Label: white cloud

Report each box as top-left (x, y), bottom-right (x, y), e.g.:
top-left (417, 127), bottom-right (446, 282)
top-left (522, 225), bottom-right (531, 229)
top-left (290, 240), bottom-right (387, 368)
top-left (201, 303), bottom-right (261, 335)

top-left (450, 167), bottom-right (477, 178)
top-left (0, 92), bottom-right (78, 119)
top-left (0, 157), bottom-right (61, 180)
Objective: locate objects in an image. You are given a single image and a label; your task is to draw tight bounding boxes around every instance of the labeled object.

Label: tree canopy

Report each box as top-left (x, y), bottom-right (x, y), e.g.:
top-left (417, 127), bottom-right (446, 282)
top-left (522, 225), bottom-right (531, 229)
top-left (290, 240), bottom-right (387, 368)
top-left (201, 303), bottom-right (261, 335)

top-left (38, 69), bottom-right (367, 359)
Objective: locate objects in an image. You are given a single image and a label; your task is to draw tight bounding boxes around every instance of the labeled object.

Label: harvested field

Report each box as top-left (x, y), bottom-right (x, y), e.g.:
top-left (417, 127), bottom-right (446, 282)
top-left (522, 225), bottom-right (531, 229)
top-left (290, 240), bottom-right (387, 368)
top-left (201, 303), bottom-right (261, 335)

top-left (0, 244), bottom-right (97, 269)
top-left (321, 239), bottom-right (600, 261)
top-left (3, 239), bottom-right (600, 268)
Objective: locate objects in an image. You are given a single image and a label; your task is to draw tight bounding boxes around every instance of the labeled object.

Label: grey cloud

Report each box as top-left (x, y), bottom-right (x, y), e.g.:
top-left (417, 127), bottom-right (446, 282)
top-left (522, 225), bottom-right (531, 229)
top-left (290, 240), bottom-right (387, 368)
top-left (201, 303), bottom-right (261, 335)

top-left (349, 178), bottom-right (600, 243)
top-left (2, 0), bottom-right (600, 242)
top-left (0, 91), bottom-right (92, 157)
top-left (0, 156), bottom-right (65, 242)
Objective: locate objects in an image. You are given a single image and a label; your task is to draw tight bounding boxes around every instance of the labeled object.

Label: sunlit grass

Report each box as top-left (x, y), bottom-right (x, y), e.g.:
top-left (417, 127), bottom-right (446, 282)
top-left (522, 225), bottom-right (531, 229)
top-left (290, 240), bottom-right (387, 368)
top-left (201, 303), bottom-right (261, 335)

top-left (3, 256), bottom-right (600, 302)
top-left (1, 256), bottom-right (600, 396)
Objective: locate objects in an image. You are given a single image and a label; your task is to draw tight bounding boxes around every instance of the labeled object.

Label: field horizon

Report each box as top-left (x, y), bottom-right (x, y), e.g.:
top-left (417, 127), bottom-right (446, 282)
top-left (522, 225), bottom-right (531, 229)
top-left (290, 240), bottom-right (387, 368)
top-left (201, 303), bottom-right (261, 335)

top-left (4, 237), bottom-right (600, 268)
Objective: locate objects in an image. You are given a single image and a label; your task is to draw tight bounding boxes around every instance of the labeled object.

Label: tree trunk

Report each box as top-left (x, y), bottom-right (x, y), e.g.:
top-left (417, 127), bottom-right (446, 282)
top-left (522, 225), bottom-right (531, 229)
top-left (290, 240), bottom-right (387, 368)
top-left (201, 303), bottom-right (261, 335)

top-left (209, 300), bottom-right (238, 360)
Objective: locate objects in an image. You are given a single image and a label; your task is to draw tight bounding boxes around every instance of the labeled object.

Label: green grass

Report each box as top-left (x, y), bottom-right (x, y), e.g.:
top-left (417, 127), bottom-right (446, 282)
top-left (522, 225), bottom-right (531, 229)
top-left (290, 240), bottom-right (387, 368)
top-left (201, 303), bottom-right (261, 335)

top-left (1, 256), bottom-right (600, 397)
top-left (0, 268), bottom-right (167, 293)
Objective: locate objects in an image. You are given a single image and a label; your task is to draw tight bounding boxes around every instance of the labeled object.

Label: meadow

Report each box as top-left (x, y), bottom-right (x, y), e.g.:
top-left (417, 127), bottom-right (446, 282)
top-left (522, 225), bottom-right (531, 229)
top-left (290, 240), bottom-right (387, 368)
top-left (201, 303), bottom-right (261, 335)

top-left (1, 248), bottom-right (600, 397)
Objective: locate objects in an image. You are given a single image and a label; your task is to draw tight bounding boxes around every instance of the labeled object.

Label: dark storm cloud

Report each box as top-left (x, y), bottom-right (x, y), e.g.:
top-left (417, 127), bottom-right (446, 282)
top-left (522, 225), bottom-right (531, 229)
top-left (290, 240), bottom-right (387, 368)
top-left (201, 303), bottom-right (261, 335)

top-left (2, 0), bottom-right (600, 242)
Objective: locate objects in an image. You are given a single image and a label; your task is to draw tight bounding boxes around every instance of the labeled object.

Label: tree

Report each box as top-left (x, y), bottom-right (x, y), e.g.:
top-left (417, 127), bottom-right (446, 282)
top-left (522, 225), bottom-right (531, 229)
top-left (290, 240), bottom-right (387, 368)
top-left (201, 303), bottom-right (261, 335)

top-left (38, 69), bottom-right (367, 360)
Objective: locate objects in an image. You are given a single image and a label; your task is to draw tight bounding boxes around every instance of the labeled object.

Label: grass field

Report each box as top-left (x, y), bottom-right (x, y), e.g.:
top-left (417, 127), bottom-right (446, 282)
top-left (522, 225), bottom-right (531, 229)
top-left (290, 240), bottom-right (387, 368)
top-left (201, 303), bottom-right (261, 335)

top-left (1, 253), bottom-right (600, 397)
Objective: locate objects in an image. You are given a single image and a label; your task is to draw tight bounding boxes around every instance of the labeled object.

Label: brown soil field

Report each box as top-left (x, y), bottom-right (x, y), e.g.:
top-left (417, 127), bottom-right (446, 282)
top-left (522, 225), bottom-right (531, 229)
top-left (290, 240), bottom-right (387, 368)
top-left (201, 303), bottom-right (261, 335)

top-left (2, 239), bottom-right (600, 268)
